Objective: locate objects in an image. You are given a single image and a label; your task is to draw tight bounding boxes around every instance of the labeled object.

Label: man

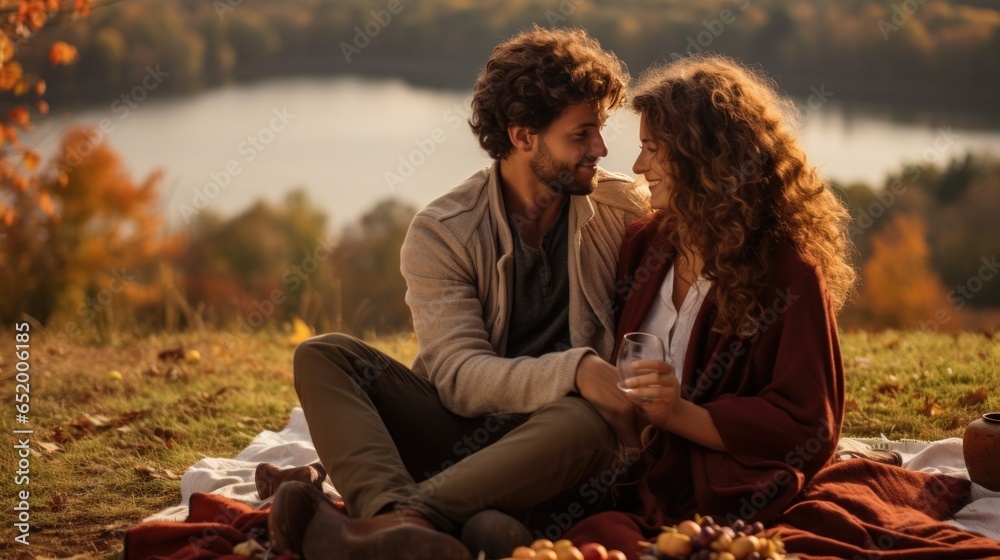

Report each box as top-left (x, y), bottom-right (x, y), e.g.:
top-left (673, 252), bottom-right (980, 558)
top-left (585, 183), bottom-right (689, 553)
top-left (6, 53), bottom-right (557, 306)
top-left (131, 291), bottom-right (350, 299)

top-left (268, 26), bottom-right (647, 559)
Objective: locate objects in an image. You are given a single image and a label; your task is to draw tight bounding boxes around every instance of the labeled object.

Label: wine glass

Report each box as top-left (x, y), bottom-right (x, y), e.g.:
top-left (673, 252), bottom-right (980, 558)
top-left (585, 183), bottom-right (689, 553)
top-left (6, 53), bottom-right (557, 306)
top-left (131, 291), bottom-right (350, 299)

top-left (616, 332), bottom-right (667, 400)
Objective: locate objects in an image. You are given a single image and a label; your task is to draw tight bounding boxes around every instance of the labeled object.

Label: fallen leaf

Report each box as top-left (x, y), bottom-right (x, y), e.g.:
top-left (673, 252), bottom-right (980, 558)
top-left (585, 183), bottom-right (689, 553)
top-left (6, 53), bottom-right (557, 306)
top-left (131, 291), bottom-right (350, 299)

top-left (876, 382), bottom-right (903, 395)
top-left (151, 426), bottom-right (183, 448)
top-left (157, 346), bottom-right (185, 363)
top-left (36, 441), bottom-right (63, 454)
top-left (70, 414), bottom-right (111, 436)
top-left (46, 493), bottom-right (68, 511)
top-left (135, 465), bottom-right (181, 480)
top-left (52, 426), bottom-right (72, 444)
top-left (112, 409), bottom-right (146, 426)
top-left (845, 399), bottom-right (860, 412)
top-left (958, 388), bottom-right (989, 407)
top-left (919, 398), bottom-right (943, 417)
top-left (286, 317), bottom-right (315, 347)
top-left (885, 338), bottom-right (901, 350)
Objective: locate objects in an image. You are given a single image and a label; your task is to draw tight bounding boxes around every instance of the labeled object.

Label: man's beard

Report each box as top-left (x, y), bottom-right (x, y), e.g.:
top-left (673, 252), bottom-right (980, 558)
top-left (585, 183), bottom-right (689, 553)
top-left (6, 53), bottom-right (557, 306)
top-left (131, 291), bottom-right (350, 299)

top-left (529, 139), bottom-right (597, 196)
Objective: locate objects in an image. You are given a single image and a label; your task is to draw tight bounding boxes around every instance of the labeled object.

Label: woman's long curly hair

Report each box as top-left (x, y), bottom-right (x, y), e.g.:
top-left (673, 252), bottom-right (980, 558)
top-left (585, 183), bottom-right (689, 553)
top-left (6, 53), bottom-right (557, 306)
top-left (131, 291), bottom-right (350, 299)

top-left (632, 55), bottom-right (856, 337)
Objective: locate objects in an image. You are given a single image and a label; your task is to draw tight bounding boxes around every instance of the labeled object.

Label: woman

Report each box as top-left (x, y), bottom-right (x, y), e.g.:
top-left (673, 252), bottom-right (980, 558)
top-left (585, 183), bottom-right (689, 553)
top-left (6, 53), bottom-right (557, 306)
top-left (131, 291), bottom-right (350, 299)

top-left (565, 55), bottom-right (857, 557)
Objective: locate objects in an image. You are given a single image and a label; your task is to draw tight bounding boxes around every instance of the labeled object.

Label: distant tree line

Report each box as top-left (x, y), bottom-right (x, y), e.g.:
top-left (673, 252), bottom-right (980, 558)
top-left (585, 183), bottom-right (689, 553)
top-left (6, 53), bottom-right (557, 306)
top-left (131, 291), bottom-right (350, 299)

top-left (2, 127), bottom-right (999, 338)
top-left (25, 0), bottom-right (1000, 111)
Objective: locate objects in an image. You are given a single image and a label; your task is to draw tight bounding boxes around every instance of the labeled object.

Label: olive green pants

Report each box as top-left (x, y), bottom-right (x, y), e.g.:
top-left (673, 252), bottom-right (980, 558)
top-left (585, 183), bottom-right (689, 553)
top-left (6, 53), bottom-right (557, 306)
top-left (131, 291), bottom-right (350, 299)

top-left (293, 333), bottom-right (621, 534)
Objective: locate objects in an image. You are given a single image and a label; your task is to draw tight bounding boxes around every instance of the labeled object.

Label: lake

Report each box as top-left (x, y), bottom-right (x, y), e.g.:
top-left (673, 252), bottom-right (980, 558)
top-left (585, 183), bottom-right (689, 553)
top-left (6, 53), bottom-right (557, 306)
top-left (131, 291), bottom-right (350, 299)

top-left (30, 76), bottom-right (1000, 231)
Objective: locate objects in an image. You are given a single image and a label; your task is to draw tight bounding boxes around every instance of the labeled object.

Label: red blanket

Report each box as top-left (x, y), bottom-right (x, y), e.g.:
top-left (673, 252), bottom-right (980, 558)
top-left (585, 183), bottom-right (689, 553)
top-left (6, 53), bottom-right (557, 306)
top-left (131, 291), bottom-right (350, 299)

top-left (773, 460), bottom-right (1000, 559)
top-left (124, 492), bottom-right (296, 560)
top-left (565, 460), bottom-right (1000, 560)
top-left (127, 461), bottom-right (1000, 560)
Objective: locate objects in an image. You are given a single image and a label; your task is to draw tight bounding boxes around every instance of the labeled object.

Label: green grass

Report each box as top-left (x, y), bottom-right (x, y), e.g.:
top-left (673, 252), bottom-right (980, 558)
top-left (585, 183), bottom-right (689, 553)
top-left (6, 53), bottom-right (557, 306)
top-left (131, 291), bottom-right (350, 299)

top-left (0, 329), bottom-right (996, 558)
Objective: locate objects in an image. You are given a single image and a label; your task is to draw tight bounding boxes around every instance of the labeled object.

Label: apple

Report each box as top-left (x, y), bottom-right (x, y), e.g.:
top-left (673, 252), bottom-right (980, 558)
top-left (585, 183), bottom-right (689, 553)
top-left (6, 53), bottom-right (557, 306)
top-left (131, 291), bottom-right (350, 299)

top-left (579, 543), bottom-right (608, 560)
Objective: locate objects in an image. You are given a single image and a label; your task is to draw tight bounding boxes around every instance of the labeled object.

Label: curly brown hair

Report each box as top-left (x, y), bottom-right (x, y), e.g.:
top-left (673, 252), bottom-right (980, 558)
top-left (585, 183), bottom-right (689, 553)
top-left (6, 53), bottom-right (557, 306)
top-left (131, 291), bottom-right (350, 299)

top-left (632, 55), bottom-right (857, 337)
top-left (469, 26), bottom-right (629, 160)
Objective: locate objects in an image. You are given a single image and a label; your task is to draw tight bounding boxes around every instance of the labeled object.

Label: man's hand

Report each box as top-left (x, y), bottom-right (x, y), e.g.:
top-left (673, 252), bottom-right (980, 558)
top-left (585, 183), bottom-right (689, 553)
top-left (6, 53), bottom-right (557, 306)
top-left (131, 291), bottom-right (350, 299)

top-left (575, 354), bottom-right (643, 446)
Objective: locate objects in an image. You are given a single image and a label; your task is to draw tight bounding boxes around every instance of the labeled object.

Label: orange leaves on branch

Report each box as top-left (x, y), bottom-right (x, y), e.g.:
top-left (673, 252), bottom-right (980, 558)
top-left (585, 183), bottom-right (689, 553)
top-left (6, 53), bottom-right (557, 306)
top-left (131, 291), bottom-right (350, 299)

top-left (0, 203), bottom-right (14, 227)
top-left (74, 0), bottom-right (92, 17)
top-left (18, 0), bottom-right (49, 30)
top-left (22, 149), bottom-right (39, 171)
top-left (48, 41), bottom-right (78, 65)
top-left (0, 35), bottom-right (13, 65)
top-left (7, 106), bottom-right (30, 127)
top-left (0, 61), bottom-right (24, 91)
top-left (37, 192), bottom-right (56, 218)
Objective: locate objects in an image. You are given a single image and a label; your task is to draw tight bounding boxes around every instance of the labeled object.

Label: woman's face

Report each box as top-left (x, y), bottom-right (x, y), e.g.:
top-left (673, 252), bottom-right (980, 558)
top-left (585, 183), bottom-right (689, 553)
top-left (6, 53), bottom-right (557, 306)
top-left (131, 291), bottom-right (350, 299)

top-left (632, 118), bottom-right (675, 211)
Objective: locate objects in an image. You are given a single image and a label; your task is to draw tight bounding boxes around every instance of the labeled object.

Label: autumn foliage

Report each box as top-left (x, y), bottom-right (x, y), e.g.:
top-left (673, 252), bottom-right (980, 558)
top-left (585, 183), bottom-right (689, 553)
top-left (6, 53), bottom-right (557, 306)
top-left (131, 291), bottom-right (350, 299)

top-left (847, 214), bottom-right (951, 331)
top-left (1, 1), bottom-right (92, 223)
top-left (0, 127), bottom-right (179, 333)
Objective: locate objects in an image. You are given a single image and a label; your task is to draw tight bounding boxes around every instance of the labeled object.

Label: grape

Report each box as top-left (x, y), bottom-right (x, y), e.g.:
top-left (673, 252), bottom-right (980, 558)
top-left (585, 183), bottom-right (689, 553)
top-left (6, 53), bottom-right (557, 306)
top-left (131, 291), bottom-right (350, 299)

top-left (694, 530), bottom-right (714, 549)
top-left (700, 516), bottom-right (715, 526)
top-left (720, 527), bottom-right (736, 541)
top-left (731, 519), bottom-right (746, 532)
top-left (750, 522), bottom-right (764, 535)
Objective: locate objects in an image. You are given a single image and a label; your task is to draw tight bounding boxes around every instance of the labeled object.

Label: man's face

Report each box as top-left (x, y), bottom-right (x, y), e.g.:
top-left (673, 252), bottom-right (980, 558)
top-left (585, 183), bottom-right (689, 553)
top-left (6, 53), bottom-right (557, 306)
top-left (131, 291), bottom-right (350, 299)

top-left (529, 102), bottom-right (609, 195)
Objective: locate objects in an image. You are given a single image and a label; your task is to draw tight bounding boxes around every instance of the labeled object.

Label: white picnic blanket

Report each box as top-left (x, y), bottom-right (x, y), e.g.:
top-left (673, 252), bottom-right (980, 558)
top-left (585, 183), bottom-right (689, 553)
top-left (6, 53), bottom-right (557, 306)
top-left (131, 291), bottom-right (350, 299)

top-left (146, 408), bottom-right (1000, 541)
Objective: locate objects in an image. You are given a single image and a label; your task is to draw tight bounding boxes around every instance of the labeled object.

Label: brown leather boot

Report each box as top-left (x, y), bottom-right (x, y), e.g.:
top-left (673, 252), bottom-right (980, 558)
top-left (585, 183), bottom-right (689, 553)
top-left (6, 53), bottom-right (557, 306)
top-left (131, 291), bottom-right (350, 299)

top-left (255, 461), bottom-right (327, 500)
top-left (461, 510), bottom-right (532, 559)
top-left (269, 481), bottom-right (472, 560)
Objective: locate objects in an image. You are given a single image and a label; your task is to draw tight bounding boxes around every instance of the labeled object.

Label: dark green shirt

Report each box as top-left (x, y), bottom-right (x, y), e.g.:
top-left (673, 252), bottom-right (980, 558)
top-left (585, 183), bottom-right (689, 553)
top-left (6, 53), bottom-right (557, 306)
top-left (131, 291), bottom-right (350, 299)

top-left (504, 199), bottom-right (572, 358)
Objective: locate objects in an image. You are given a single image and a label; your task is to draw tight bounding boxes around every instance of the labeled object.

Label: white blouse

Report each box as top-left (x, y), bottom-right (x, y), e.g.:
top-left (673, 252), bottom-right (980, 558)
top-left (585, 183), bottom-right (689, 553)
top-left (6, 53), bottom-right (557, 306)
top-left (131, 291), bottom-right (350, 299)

top-left (637, 263), bottom-right (713, 384)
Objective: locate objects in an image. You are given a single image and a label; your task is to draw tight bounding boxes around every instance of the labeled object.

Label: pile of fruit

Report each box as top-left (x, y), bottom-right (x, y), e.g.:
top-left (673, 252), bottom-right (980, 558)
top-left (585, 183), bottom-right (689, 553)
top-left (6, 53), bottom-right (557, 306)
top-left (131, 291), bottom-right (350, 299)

top-left (642, 515), bottom-right (787, 560)
top-left (502, 538), bottom-right (628, 560)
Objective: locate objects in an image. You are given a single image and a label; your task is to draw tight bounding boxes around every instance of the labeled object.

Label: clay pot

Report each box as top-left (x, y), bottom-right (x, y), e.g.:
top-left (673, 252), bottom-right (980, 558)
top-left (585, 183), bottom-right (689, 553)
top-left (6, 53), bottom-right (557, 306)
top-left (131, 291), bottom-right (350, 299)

top-left (963, 412), bottom-right (1000, 491)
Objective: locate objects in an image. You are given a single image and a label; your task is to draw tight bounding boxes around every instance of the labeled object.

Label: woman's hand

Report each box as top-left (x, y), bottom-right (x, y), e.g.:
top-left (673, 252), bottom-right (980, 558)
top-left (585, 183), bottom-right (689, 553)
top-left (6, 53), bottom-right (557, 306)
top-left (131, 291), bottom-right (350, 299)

top-left (623, 359), bottom-right (681, 426)
top-left (624, 359), bottom-right (727, 451)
